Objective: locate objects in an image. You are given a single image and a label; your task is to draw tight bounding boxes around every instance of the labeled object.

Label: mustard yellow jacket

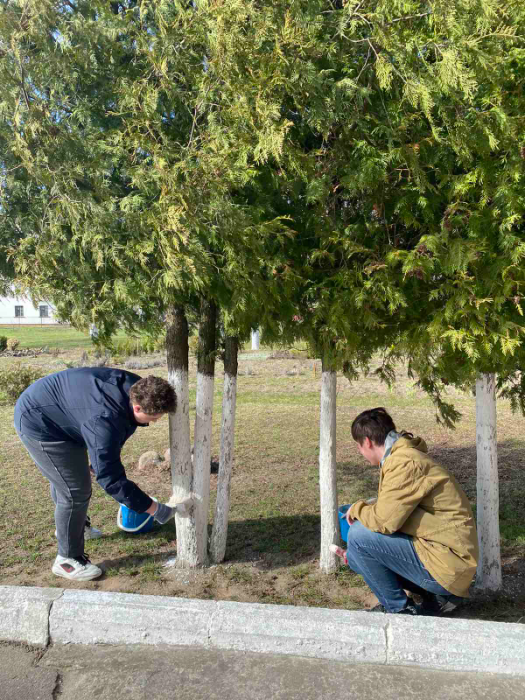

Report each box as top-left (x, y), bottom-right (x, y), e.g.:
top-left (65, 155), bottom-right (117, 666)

top-left (348, 435), bottom-right (479, 597)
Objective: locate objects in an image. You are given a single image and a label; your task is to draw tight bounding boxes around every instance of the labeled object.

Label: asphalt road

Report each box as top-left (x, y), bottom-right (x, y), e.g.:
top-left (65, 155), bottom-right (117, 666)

top-left (2, 640), bottom-right (525, 700)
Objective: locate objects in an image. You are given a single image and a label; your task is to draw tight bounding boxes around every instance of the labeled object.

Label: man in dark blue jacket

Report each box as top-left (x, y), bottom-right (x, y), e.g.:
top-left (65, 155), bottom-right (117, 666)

top-left (15, 367), bottom-right (189, 581)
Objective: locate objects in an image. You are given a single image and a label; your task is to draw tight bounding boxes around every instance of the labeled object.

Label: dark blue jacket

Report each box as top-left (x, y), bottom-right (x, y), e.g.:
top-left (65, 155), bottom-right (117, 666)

top-left (14, 367), bottom-right (152, 513)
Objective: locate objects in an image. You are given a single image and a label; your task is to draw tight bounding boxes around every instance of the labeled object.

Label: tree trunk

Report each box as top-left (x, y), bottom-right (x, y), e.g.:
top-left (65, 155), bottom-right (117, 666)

top-left (319, 359), bottom-right (339, 573)
top-left (192, 299), bottom-right (217, 566)
top-left (165, 306), bottom-right (196, 567)
top-left (475, 373), bottom-right (501, 590)
top-left (251, 329), bottom-right (260, 350)
top-left (210, 336), bottom-right (239, 563)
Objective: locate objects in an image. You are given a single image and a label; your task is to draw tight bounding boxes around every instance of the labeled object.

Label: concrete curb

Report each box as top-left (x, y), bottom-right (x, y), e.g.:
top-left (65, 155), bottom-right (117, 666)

top-left (1, 585), bottom-right (525, 675)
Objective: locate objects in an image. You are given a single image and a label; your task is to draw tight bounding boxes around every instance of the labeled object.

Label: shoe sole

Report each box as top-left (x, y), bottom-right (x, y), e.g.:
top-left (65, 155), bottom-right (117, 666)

top-left (52, 564), bottom-right (103, 581)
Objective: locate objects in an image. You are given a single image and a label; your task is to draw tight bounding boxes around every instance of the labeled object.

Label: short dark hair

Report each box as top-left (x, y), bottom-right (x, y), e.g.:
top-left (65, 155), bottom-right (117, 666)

top-left (351, 407), bottom-right (396, 446)
top-left (129, 375), bottom-right (176, 414)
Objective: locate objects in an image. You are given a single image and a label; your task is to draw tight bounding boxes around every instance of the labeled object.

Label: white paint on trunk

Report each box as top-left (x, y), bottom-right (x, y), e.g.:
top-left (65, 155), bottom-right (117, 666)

top-left (475, 373), bottom-right (502, 591)
top-left (210, 372), bottom-right (238, 563)
top-left (251, 329), bottom-right (260, 350)
top-left (168, 367), bottom-right (198, 568)
top-left (192, 372), bottom-right (215, 566)
top-left (319, 369), bottom-right (339, 573)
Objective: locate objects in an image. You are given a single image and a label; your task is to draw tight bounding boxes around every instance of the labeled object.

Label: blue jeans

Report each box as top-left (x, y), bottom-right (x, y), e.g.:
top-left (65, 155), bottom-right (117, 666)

top-left (345, 521), bottom-right (454, 612)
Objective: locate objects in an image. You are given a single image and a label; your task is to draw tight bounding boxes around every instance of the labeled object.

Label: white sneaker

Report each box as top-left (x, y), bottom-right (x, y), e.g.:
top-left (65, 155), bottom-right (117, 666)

top-left (55, 522), bottom-right (103, 540)
top-left (52, 554), bottom-right (103, 581)
top-left (84, 525), bottom-right (103, 540)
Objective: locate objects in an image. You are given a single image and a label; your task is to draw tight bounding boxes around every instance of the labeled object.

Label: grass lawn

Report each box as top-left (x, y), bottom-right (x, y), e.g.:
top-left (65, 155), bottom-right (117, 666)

top-left (0, 343), bottom-right (524, 623)
top-left (0, 325), bottom-right (95, 350)
top-left (0, 325), bottom-right (131, 350)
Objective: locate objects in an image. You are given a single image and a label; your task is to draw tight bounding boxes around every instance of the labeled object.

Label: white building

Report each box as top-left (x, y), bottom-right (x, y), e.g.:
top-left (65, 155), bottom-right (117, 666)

top-left (0, 290), bottom-right (58, 325)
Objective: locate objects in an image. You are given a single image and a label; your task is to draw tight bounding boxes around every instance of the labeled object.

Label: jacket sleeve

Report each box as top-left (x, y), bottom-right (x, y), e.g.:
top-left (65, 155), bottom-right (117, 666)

top-left (349, 460), bottom-right (432, 534)
top-left (81, 415), bottom-right (153, 513)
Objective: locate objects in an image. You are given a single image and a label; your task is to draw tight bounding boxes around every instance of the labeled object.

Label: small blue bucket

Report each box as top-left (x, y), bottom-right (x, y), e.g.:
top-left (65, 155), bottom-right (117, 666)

top-left (117, 503), bottom-right (155, 534)
top-left (338, 504), bottom-right (352, 543)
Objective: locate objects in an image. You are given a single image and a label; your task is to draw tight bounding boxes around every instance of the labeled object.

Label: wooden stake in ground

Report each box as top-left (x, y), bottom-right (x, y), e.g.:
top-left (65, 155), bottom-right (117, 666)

top-left (210, 336), bottom-right (239, 563)
top-left (475, 373), bottom-right (502, 590)
top-left (319, 359), bottom-right (339, 573)
top-left (192, 299), bottom-right (217, 567)
top-left (166, 306), bottom-right (196, 567)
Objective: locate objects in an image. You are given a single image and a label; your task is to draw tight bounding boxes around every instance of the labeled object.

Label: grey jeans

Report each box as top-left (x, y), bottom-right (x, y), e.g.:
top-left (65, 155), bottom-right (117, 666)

top-left (16, 430), bottom-right (91, 558)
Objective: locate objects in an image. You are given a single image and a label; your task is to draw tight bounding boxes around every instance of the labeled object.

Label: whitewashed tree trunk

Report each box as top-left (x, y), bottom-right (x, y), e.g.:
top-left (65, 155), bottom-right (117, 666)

top-left (475, 373), bottom-right (501, 591)
top-left (210, 336), bottom-right (238, 563)
top-left (191, 299), bottom-right (217, 567)
top-left (251, 329), bottom-right (260, 350)
top-left (319, 362), bottom-right (339, 573)
top-left (166, 307), bottom-right (197, 568)
top-left (193, 372), bottom-right (214, 566)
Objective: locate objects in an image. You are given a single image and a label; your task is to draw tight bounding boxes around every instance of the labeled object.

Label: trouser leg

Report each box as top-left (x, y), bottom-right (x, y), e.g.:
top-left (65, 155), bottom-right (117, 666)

top-left (16, 431), bottom-right (91, 558)
top-left (345, 521), bottom-right (453, 613)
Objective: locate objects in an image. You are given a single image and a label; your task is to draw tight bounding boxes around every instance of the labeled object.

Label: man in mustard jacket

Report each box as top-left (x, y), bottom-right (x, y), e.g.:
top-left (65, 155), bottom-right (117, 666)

top-left (335, 407), bottom-right (479, 616)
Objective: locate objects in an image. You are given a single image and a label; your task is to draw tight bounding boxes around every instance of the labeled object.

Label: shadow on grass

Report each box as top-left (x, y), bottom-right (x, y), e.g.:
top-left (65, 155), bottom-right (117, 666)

top-left (95, 513), bottom-right (323, 573)
top-left (224, 514), bottom-right (321, 563)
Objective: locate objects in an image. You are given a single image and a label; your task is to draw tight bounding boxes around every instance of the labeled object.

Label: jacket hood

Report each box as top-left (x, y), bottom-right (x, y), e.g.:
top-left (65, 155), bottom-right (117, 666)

top-left (390, 434), bottom-right (428, 455)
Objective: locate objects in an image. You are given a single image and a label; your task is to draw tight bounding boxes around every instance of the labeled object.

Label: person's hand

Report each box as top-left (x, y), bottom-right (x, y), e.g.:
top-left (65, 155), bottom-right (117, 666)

top-left (153, 502), bottom-right (175, 524)
top-left (345, 510), bottom-right (355, 527)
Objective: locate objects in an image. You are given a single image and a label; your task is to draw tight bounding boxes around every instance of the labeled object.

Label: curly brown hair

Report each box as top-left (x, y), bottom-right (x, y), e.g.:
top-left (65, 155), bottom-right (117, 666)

top-left (129, 375), bottom-right (176, 414)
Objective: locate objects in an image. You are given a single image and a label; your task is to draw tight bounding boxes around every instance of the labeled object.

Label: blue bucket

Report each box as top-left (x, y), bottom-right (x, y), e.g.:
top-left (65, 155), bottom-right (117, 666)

top-left (117, 503), bottom-right (155, 534)
top-left (338, 504), bottom-right (352, 543)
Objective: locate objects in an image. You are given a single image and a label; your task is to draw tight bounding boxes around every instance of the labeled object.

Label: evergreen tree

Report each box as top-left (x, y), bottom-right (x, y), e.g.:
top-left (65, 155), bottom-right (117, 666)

top-left (3, 1), bottom-right (525, 584)
top-left (0, 0), bottom-right (288, 566)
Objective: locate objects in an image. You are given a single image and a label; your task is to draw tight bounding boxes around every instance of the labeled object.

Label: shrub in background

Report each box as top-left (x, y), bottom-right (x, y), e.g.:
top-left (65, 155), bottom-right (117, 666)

top-left (0, 366), bottom-right (45, 404)
top-left (124, 358), bottom-right (163, 370)
top-left (188, 335), bottom-right (199, 356)
top-left (111, 336), bottom-right (155, 357)
top-left (0, 336), bottom-right (7, 352)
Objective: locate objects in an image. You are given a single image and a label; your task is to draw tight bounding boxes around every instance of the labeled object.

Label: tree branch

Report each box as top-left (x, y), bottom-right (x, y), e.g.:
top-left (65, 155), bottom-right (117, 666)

top-left (382, 12), bottom-right (432, 26)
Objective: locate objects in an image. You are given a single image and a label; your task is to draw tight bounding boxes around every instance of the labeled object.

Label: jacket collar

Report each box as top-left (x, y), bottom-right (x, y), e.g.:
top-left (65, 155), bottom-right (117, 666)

top-left (380, 430), bottom-right (403, 467)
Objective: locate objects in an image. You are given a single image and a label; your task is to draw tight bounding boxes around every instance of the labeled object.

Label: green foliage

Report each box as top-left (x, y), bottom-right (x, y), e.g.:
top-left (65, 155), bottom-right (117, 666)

top-left (1, 1), bottom-right (525, 420)
top-left (0, 336), bottom-right (7, 352)
top-left (0, 365), bottom-right (45, 404)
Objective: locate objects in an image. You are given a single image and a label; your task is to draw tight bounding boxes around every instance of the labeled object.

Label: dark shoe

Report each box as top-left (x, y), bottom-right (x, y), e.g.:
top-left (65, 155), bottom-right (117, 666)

top-left (367, 603), bottom-right (387, 613)
top-left (420, 594), bottom-right (463, 617)
top-left (396, 601), bottom-right (419, 615)
top-left (367, 598), bottom-right (419, 615)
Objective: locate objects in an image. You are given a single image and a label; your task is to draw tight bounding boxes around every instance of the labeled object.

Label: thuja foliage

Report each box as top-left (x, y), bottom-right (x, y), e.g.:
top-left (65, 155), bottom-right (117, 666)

top-left (0, 0), bottom-right (290, 343)
top-left (201, 0), bottom-right (525, 423)
top-left (1, 1), bottom-right (525, 422)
